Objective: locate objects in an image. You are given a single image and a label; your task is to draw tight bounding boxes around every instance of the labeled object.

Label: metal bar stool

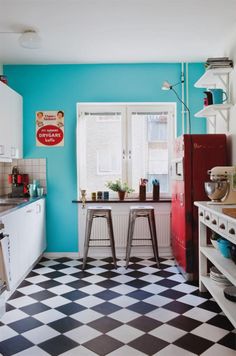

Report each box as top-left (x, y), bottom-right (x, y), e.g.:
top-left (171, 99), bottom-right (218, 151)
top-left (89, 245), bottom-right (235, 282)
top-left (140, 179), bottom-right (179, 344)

top-left (126, 206), bottom-right (160, 268)
top-left (83, 206), bottom-right (117, 270)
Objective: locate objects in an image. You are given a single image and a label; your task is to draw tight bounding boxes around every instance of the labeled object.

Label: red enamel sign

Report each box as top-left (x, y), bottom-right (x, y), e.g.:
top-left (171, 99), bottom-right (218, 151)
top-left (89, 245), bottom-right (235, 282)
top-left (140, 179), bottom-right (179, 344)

top-left (37, 125), bottom-right (64, 146)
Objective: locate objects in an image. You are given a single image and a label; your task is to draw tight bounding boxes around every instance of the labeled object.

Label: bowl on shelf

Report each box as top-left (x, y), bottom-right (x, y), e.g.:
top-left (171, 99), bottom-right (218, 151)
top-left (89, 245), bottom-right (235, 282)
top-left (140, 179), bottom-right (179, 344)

top-left (204, 181), bottom-right (228, 202)
top-left (210, 239), bottom-right (219, 249)
top-left (210, 266), bottom-right (232, 286)
top-left (224, 286), bottom-right (236, 302)
top-left (217, 239), bottom-right (232, 258)
top-left (210, 232), bottom-right (221, 249)
top-left (229, 245), bottom-right (236, 264)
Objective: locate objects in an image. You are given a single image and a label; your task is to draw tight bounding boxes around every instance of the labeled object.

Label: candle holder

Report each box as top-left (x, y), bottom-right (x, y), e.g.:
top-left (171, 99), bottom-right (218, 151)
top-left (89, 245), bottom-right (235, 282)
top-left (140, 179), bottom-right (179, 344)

top-left (80, 189), bottom-right (87, 208)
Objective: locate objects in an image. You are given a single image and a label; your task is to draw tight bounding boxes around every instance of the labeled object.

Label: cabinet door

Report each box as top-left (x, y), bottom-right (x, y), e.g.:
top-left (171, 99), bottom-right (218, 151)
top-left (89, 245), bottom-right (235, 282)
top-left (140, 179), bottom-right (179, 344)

top-left (22, 199), bottom-right (46, 267)
top-left (22, 204), bottom-right (36, 268)
top-left (28, 200), bottom-right (46, 265)
top-left (10, 92), bottom-right (23, 159)
top-left (1, 210), bottom-right (21, 289)
top-left (0, 82), bottom-right (22, 160)
top-left (1, 200), bottom-right (46, 290)
top-left (0, 82), bottom-right (12, 159)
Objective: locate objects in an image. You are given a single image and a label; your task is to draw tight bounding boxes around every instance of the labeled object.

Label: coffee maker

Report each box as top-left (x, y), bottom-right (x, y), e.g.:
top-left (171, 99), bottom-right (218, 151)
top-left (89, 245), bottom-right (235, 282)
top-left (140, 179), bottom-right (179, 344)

top-left (8, 166), bottom-right (29, 197)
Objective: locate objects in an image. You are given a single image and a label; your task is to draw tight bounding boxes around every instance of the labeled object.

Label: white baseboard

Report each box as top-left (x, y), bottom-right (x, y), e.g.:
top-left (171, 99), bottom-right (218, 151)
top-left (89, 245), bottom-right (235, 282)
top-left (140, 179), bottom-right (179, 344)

top-left (43, 247), bottom-right (172, 260)
top-left (43, 252), bottom-right (79, 259)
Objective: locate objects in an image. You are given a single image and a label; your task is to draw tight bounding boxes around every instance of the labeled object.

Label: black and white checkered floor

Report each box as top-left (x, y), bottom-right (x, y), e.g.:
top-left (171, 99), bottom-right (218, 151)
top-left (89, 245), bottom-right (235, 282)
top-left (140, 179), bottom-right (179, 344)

top-left (0, 257), bottom-right (235, 355)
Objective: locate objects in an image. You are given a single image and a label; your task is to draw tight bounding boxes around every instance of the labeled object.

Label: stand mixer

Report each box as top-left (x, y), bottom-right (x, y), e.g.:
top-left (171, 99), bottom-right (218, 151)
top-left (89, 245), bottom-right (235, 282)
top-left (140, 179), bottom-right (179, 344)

top-left (205, 166), bottom-right (236, 204)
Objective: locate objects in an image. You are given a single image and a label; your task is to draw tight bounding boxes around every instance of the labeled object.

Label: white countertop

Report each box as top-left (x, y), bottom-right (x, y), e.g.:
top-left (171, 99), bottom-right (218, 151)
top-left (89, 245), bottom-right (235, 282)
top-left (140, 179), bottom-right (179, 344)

top-left (194, 201), bottom-right (236, 223)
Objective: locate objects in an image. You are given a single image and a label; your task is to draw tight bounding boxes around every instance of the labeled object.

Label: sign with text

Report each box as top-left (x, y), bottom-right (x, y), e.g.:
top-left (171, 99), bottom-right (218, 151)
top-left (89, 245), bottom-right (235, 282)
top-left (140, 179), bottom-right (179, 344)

top-left (36, 111), bottom-right (64, 147)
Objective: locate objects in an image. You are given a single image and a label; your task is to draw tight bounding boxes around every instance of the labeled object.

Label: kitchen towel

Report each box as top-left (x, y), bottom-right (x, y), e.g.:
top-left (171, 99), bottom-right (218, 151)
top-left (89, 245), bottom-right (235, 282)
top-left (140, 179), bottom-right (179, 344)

top-left (0, 234), bottom-right (12, 290)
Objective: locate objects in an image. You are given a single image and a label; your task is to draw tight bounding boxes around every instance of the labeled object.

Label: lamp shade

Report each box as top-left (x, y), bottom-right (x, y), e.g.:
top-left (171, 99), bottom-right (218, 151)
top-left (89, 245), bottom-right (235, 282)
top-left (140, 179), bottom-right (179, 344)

top-left (19, 30), bottom-right (41, 49)
top-left (161, 81), bottom-right (172, 90)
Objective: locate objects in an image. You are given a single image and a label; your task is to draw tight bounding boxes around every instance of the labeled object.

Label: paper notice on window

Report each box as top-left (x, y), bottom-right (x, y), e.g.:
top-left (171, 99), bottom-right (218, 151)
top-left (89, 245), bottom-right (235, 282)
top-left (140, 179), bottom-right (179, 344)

top-left (36, 111), bottom-right (64, 147)
top-left (97, 149), bottom-right (121, 175)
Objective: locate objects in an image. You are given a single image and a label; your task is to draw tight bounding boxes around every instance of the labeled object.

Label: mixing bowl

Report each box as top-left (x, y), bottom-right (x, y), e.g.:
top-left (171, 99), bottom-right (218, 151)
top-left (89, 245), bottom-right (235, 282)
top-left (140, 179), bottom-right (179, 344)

top-left (204, 181), bottom-right (228, 202)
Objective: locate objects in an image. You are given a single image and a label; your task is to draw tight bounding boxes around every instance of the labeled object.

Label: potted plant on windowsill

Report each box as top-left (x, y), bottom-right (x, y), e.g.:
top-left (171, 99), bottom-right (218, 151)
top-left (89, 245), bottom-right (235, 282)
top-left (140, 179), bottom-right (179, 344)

top-left (106, 180), bottom-right (134, 200)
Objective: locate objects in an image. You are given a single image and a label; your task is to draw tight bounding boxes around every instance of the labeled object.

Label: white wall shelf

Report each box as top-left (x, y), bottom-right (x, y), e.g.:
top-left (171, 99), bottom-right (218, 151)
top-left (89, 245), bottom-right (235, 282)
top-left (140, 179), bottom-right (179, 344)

top-left (200, 246), bottom-right (236, 285)
top-left (194, 68), bottom-right (232, 89)
top-left (201, 276), bottom-right (236, 328)
top-left (194, 66), bottom-right (233, 132)
top-left (194, 104), bottom-right (232, 132)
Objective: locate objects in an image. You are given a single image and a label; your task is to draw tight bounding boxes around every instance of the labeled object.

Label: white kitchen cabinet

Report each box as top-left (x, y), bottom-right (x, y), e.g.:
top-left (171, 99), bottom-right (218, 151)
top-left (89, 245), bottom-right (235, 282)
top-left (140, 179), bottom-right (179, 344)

top-left (0, 81), bottom-right (22, 161)
top-left (195, 201), bottom-right (236, 328)
top-left (1, 198), bottom-right (46, 290)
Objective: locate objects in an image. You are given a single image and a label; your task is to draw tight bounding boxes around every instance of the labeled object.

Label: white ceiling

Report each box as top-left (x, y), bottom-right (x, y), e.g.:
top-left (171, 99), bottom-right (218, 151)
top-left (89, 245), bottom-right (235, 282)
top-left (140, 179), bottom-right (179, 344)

top-left (1, 0), bottom-right (236, 64)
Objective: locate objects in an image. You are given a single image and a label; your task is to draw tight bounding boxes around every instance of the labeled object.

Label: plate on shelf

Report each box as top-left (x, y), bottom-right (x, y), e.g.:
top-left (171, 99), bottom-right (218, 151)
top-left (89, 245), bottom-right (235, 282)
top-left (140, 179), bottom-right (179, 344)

top-left (224, 286), bottom-right (236, 302)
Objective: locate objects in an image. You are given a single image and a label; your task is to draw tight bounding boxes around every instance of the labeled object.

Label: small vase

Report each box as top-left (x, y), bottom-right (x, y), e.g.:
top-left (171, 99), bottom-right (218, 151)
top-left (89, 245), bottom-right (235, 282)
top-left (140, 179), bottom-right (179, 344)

top-left (118, 191), bottom-right (126, 200)
top-left (153, 184), bottom-right (160, 201)
top-left (139, 185), bottom-right (146, 201)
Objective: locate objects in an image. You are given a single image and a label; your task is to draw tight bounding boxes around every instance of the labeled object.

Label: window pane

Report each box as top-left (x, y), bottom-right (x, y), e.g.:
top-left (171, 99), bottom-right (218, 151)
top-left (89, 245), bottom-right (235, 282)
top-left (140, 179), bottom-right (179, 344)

top-left (84, 113), bottom-right (122, 192)
top-left (131, 112), bottom-right (169, 194)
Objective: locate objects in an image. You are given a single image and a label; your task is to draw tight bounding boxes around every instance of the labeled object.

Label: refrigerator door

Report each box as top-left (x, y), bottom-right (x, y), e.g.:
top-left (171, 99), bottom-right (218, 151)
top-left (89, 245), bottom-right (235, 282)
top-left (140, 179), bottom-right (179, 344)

top-left (171, 134), bottom-right (228, 280)
top-left (171, 135), bottom-right (193, 279)
top-left (190, 134), bottom-right (228, 279)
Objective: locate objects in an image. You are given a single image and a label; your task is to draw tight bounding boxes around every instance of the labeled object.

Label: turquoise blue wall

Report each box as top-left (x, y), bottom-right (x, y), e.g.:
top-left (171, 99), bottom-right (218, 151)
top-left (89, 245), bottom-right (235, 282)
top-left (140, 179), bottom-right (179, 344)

top-left (4, 63), bottom-right (206, 252)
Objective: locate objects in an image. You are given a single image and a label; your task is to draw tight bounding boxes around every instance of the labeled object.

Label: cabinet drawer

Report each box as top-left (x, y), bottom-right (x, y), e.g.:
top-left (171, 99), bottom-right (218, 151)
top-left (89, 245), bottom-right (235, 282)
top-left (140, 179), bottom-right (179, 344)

top-left (210, 214), bottom-right (218, 229)
top-left (199, 208), bottom-right (204, 220)
top-left (204, 211), bottom-right (211, 223)
top-left (227, 223), bottom-right (236, 239)
top-left (219, 217), bottom-right (227, 233)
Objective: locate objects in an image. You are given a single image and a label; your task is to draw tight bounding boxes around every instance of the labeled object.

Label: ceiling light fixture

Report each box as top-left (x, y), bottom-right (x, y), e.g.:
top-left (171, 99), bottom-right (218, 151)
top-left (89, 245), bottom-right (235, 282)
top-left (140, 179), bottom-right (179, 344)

top-left (161, 75), bottom-right (191, 133)
top-left (0, 29), bottom-right (41, 49)
top-left (19, 30), bottom-right (41, 49)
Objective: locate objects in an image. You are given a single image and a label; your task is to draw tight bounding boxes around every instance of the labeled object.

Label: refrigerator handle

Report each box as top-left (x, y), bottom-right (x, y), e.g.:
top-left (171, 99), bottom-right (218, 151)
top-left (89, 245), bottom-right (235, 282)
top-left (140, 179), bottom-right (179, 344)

top-left (179, 192), bottom-right (184, 207)
top-left (171, 158), bottom-right (184, 180)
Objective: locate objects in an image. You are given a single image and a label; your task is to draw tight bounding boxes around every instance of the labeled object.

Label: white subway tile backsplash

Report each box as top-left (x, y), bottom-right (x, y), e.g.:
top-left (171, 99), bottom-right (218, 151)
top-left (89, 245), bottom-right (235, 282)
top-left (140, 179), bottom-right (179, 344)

top-left (0, 158), bottom-right (47, 196)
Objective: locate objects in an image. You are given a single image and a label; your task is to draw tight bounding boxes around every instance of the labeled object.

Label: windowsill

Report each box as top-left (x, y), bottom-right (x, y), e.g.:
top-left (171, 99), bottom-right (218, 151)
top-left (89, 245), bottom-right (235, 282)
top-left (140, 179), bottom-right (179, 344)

top-left (72, 198), bottom-right (171, 203)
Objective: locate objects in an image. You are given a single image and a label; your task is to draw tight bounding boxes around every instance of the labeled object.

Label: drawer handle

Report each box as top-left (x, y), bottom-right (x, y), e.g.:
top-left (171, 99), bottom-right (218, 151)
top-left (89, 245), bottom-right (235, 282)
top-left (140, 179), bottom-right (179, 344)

top-left (220, 223), bottom-right (225, 230)
top-left (199, 212), bottom-right (203, 217)
top-left (205, 215), bottom-right (210, 220)
top-left (229, 228), bottom-right (235, 235)
top-left (212, 219), bottom-right (217, 225)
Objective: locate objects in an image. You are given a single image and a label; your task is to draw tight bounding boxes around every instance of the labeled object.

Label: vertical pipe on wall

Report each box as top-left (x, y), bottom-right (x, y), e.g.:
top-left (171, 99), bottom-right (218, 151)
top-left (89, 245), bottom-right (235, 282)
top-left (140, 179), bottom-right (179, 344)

top-left (181, 62), bottom-right (185, 134)
top-left (185, 63), bottom-right (190, 133)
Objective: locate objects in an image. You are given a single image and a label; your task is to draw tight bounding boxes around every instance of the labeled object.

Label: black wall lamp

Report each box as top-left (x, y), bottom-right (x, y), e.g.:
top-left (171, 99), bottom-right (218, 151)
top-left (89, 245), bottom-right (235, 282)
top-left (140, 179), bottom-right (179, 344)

top-left (161, 75), bottom-right (191, 133)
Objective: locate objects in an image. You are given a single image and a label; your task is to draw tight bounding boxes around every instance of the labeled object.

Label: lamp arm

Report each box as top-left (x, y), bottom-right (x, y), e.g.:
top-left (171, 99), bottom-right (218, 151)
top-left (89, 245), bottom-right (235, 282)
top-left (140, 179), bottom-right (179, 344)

top-left (170, 80), bottom-right (184, 89)
top-left (171, 87), bottom-right (191, 134)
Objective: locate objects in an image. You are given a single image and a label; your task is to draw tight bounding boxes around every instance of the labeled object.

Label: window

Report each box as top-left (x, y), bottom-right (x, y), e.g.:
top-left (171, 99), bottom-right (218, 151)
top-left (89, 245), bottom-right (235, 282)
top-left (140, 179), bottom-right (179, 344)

top-left (77, 103), bottom-right (176, 198)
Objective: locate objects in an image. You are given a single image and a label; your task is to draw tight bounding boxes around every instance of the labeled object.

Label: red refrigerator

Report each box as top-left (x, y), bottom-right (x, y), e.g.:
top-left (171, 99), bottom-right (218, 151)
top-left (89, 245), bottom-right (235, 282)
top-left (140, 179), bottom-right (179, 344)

top-left (171, 134), bottom-right (227, 281)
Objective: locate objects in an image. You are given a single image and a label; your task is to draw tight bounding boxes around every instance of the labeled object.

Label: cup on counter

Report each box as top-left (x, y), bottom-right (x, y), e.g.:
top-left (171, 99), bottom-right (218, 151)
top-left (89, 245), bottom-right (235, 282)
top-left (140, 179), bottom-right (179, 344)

top-left (91, 192), bottom-right (96, 201)
top-left (97, 191), bottom-right (103, 200)
top-left (37, 187), bottom-right (44, 197)
top-left (33, 179), bottom-right (40, 188)
top-left (28, 184), bottom-right (37, 197)
top-left (103, 191), bottom-right (109, 200)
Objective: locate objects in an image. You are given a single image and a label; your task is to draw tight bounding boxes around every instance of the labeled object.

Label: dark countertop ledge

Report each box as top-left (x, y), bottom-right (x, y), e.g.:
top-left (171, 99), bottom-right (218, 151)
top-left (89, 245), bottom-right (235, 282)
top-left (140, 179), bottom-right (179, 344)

top-left (72, 198), bottom-right (171, 204)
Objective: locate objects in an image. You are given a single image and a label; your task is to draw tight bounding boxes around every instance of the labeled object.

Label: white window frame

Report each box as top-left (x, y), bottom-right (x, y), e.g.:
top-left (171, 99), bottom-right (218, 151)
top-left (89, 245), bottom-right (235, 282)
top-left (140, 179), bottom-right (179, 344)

top-left (77, 102), bottom-right (176, 199)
